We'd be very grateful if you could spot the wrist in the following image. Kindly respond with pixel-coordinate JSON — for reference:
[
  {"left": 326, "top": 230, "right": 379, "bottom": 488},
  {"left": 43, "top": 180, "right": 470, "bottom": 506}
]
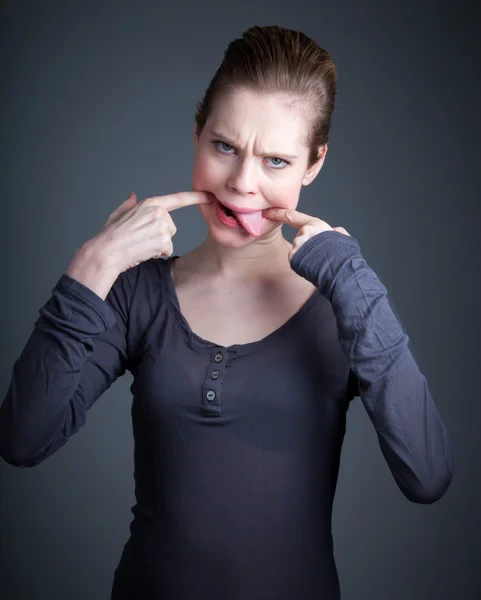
[{"left": 66, "top": 239, "right": 120, "bottom": 301}]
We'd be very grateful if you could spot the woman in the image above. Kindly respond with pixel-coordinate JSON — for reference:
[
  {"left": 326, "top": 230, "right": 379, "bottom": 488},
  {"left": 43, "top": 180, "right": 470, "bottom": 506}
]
[{"left": 0, "top": 25, "right": 453, "bottom": 599}]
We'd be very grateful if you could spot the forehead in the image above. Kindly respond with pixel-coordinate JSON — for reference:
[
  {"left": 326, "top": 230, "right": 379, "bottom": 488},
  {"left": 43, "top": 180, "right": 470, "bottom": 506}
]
[{"left": 208, "top": 88, "right": 310, "bottom": 148}]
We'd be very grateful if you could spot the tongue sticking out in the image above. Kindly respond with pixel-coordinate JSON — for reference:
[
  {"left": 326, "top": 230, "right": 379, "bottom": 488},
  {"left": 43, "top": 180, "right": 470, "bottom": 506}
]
[{"left": 235, "top": 211, "right": 263, "bottom": 237}]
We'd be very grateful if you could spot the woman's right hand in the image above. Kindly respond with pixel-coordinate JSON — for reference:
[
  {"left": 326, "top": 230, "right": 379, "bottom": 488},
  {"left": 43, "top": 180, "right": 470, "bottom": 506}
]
[{"left": 93, "top": 191, "right": 215, "bottom": 274}]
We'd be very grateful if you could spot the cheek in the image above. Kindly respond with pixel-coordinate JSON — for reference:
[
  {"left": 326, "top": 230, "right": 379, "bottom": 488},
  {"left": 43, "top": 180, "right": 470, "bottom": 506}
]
[
  {"left": 192, "top": 153, "right": 222, "bottom": 190},
  {"left": 196, "top": 203, "right": 211, "bottom": 222},
  {"left": 268, "top": 184, "right": 300, "bottom": 211}
]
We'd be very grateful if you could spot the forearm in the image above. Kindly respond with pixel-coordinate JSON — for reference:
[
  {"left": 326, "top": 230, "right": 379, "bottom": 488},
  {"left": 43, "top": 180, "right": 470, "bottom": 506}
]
[{"left": 291, "top": 231, "right": 454, "bottom": 503}]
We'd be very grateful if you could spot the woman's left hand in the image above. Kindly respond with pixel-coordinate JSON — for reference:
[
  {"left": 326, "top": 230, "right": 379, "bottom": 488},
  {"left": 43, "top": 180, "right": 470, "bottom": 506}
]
[{"left": 262, "top": 208, "right": 351, "bottom": 262}]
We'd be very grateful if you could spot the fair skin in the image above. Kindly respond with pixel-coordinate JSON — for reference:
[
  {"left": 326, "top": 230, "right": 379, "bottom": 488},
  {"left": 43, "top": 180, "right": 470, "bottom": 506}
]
[
  {"left": 170, "top": 86, "right": 350, "bottom": 346},
  {"left": 185, "top": 86, "right": 340, "bottom": 282}
]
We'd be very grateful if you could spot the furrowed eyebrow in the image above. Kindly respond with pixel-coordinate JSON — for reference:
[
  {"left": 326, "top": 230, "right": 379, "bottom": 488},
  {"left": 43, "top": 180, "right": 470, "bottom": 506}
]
[{"left": 208, "top": 129, "right": 298, "bottom": 160}]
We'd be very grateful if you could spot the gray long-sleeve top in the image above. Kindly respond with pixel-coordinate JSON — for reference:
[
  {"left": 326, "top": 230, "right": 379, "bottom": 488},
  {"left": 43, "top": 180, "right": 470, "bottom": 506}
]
[{"left": 0, "top": 230, "right": 454, "bottom": 599}]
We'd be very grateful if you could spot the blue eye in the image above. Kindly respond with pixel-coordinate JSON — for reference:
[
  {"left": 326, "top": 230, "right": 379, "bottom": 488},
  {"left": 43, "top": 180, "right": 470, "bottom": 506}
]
[
  {"left": 267, "top": 157, "right": 287, "bottom": 168},
  {"left": 215, "top": 141, "right": 235, "bottom": 153},
  {"left": 209, "top": 140, "right": 290, "bottom": 170}
]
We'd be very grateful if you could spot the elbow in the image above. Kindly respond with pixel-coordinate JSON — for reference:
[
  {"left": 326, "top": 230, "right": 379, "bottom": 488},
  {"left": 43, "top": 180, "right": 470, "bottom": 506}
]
[
  {"left": 0, "top": 427, "right": 41, "bottom": 467},
  {"left": 1, "top": 455, "right": 40, "bottom": 468},
  {"left": 403, "top": 462, "right": 454, "bottom": 504},
  {"left": 0, "top": 442, "right": 48, "bottom": 468},
  {"left": 0, "top": 427, "right": 64, "bottom": 468},
  {"left": 0, "top": 407, "right": 70, "bottom": 468},
  {"left": 406, "top": 478, "right": 453, "bottom": 504}
]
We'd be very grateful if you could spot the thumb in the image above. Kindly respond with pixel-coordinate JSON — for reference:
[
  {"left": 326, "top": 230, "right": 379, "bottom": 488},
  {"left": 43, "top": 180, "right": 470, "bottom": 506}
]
[
  {"left": 103, "top": 192, "right": 137, "bottom": 229},
  {"left": 123, "top": 191, "right": 137, "bottom": 205},
  {"left": 116, "top": 192, "right": 137, "bottom": 212}
]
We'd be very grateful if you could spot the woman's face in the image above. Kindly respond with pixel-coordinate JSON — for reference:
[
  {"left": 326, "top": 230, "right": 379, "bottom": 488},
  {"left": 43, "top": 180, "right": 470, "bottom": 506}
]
[{"left": 192, "top": 87, "right": 326, "bottom": 247}]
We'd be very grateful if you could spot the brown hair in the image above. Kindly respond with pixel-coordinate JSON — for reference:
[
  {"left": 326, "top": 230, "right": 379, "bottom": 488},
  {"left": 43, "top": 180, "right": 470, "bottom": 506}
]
[{"left": 195, "top": 25, "right": 337, "bottom": 169}]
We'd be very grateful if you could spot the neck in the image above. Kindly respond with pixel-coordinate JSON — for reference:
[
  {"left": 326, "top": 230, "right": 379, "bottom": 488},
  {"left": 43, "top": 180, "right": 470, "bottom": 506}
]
[{"left": 191, "top": 228, "right": 293, "bottom": 281}]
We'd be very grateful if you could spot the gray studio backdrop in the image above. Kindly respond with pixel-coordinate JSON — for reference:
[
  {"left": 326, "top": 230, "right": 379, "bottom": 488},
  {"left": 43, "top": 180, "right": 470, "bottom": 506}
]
[{"left": 1, "top": 1, "right": 480, "bottom": 599}]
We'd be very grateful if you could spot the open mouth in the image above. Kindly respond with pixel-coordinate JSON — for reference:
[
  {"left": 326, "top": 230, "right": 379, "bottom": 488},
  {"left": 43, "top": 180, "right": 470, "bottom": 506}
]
[
  {"left": 216, "top": 198, "right": 242, "bottom": 225},
  {"left": 224, "top": 205, "right": 237, "bottom": 218},
  {"left": 219, "top": 200, "right": 239, "bottom": 220},
  {"left": 214, "top": 197, "right": 263, "bottom": 237}
]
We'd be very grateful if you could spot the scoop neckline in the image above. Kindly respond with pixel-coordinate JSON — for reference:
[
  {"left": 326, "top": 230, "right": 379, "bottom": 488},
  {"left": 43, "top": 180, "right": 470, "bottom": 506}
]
[{"left": 161, "top": 254, "right": 319, "bottom": 355}]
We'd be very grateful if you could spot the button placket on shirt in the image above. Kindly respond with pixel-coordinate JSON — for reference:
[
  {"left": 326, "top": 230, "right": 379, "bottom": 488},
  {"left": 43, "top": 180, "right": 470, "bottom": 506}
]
[{"left": 202, "top": 349, "right": 226, "bottom": 415}]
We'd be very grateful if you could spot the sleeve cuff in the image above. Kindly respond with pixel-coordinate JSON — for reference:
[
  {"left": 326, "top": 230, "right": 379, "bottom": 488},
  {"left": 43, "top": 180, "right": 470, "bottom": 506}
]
[
  {"left": 290, "top": 230, "right": 362, "bottom": 294},
  {"left": 54, "top": 273, "right": 118, "bottom": 330}
]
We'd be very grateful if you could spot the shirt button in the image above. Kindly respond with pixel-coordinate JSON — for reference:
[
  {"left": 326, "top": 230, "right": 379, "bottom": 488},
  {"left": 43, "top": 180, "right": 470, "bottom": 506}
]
[
  {"left": 211, "top": 370, "right": 220, "bottom": 380},
  {"left": 206, "top": 390, "right": 216, "bottom": 402},
  {"left": 214, "top": 352, "right": 224, "bottom": 363}
]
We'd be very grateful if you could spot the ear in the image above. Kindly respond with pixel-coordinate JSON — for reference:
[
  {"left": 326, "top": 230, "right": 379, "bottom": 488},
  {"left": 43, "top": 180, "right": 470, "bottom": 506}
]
[{"left": 302, "top": 145, "right": 328, "bottom": 187}]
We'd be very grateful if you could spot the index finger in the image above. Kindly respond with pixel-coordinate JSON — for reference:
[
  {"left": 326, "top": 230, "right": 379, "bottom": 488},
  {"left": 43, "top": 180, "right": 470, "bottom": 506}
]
[
  {"left": 143, "top": 191, "right": 215, "bottom": 212},
  {"left": 262, "top": 207, "right": 317, "bottom": 229}
]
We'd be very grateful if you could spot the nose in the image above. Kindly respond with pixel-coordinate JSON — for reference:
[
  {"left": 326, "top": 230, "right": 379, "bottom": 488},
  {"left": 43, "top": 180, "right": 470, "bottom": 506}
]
[{"left": 227, "top": 160, "right": 258, "bottom": 196}]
